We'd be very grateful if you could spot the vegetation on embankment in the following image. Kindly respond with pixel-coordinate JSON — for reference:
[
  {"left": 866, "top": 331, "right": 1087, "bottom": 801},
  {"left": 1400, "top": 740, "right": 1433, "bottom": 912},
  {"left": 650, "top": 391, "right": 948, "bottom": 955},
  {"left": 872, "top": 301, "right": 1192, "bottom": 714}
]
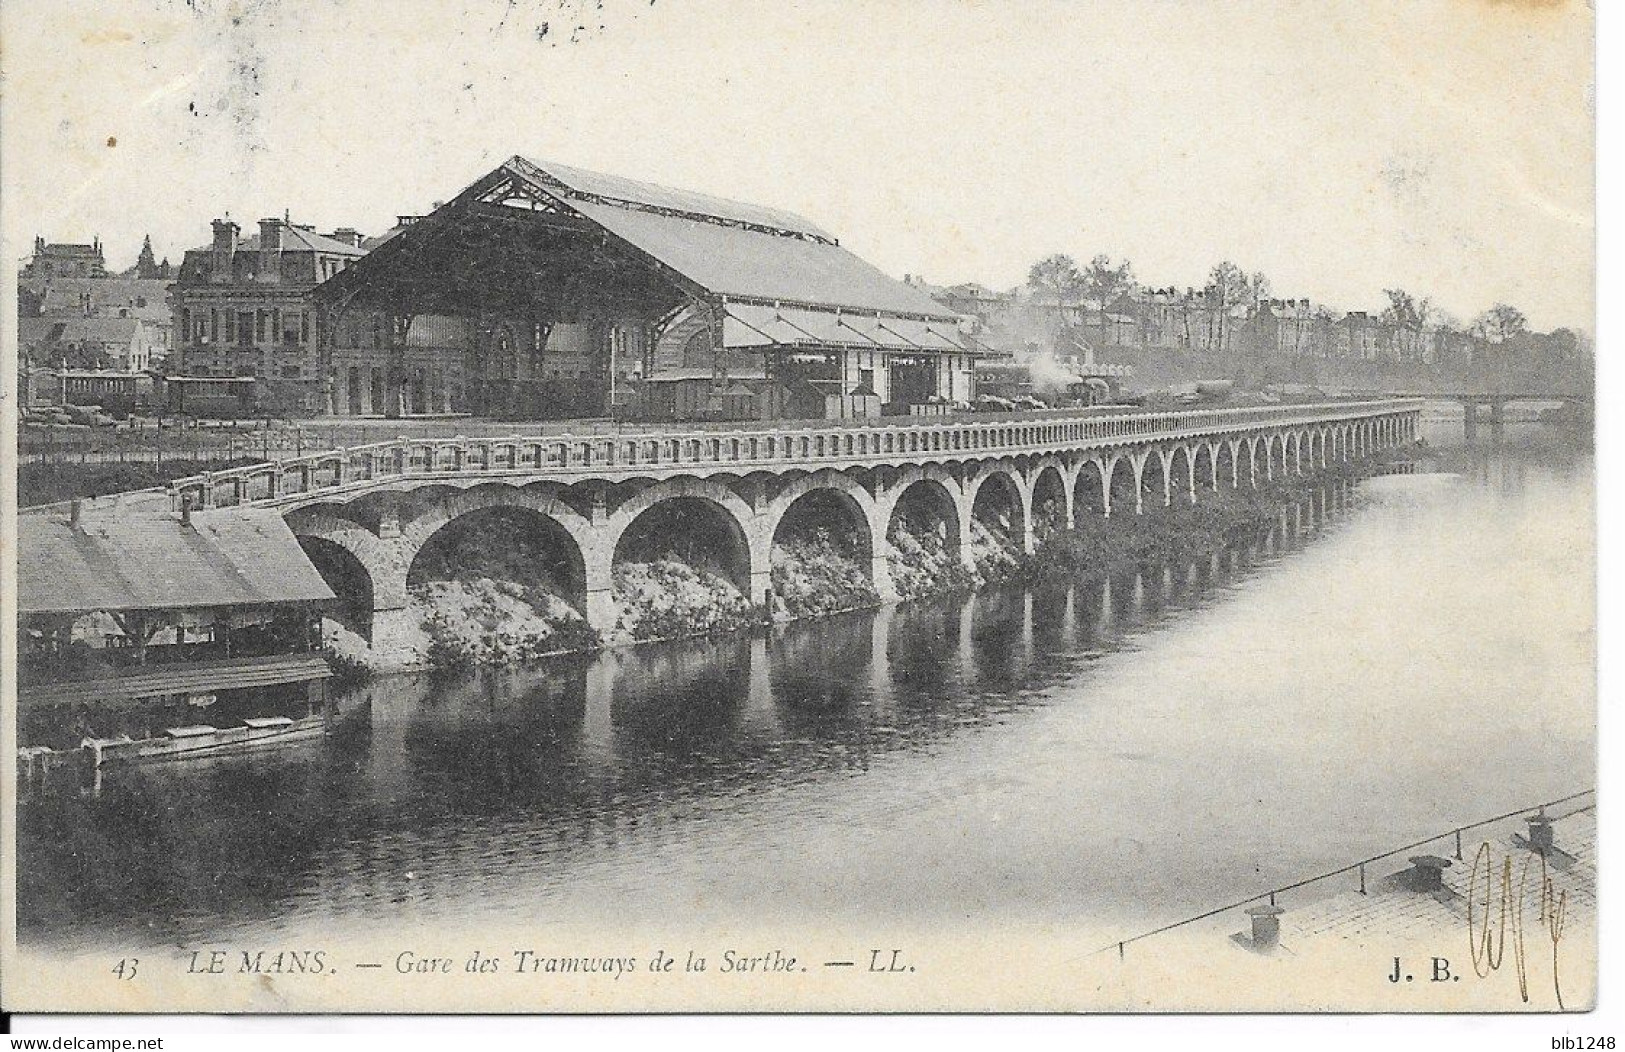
[
  {"left": 1032, "top": 482, "right": 1303, "bottom": 584},
  {"left": 322, "top": 577, "right": 601, "bottom": 673},
  {"left": 886, "top": 516, "right": 1028, "bottom": 600},
  {"left": 1028, "top": 453, "right": 1403, "bottom": 585},
  {"left": 771, "top": 531, "right": 879, "bottom": 618},
  {"left": 418, "top": 579, "right": 601, "bottom": 669},
  {"left": 392, "top": 507, "right": 604, "bottom": 668},
  {"left": 612, "top": 559, "right": 757, "bottom": 642},
  {"left": 19, "top": 459, "right": 259, "bottom": 507}
]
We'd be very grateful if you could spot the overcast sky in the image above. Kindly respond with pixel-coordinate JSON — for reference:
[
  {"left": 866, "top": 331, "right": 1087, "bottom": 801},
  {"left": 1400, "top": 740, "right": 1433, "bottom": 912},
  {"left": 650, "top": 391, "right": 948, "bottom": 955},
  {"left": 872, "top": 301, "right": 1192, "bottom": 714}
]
[{"left": 1, "top": 0, "right": 1594, "bottom": 332}]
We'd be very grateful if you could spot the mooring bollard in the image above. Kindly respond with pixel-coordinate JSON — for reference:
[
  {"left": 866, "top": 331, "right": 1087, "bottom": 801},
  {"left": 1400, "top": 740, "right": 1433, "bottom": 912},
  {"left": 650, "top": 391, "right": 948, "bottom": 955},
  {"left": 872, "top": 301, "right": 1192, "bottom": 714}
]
[
  {"left": 1407, "top": 854, "right": 1452, "bottom": 892},
  {"left": 1525, "top": 811, "right": 1555, "bottom": 853},
  {"left": 1246, "top": 904, "right": 1285, "bottom": 951}
]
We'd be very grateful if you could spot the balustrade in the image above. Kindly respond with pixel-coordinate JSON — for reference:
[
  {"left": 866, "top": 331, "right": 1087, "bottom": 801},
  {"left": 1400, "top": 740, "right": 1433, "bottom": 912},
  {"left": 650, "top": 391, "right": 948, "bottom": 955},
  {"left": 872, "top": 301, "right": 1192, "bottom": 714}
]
[{"left": 166, "top": 400, "right": 1421, "bottom": 511}]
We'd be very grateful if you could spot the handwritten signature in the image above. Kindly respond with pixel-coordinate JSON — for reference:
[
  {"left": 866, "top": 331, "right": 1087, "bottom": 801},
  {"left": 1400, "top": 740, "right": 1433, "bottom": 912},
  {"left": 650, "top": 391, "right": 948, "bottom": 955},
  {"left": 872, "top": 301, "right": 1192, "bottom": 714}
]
[{"left": 1466, "top": 840, "right": 1568, "bottom": 1009}]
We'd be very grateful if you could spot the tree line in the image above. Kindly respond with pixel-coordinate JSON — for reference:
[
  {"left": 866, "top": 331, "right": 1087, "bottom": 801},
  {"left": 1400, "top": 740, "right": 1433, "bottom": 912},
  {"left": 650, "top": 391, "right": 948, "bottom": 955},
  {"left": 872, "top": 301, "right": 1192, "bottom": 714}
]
[{"left": 1022, "top": 252, "right": 1590, "bottom": 366}]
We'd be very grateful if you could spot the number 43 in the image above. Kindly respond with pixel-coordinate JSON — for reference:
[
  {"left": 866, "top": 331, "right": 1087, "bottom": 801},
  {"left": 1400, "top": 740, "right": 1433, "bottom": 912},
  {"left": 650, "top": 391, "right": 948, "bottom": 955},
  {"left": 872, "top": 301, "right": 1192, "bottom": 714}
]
[{"left": 112, "top": 958, "right": 139, "bottom": 980}]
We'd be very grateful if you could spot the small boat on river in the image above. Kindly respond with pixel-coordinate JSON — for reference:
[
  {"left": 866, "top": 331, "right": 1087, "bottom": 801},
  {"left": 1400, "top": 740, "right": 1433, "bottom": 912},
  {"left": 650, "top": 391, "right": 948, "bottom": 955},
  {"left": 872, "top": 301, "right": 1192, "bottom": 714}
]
[
  {"left": 18, "top": 653, "right": 340, "bottom": 776},
  {"left": 80, "top": 712, "right": 331, "bottom": 768}
]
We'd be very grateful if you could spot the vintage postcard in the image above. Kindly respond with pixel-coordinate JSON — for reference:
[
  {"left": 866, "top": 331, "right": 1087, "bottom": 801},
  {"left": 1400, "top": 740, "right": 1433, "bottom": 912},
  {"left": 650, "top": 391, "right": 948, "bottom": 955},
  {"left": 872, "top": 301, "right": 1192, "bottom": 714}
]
[{"left": 0, "top": 0, "right": 1596, "bottom": 1018}]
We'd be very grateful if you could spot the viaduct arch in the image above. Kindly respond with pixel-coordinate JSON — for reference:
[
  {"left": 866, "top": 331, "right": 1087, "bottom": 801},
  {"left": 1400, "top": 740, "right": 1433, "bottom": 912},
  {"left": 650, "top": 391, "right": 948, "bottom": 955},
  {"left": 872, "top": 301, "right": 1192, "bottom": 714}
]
[{"left": 238, "top": 401, "right": 1419, "bottom": 665}]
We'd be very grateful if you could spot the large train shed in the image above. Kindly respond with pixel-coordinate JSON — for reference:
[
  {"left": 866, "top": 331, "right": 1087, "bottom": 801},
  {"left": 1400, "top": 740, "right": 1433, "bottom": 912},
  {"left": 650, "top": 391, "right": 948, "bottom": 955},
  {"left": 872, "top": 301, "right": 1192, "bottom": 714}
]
[{"left": 314, "top": 155, "right": 1001, "bottom": 422}]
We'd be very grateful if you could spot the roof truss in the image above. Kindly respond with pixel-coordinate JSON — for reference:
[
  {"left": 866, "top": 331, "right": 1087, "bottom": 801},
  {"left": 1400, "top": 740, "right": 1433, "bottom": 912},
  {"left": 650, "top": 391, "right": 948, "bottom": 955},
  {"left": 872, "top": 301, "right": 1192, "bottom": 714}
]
[{"left": 314, "top": 162, "right": 705, "bottom": 320}]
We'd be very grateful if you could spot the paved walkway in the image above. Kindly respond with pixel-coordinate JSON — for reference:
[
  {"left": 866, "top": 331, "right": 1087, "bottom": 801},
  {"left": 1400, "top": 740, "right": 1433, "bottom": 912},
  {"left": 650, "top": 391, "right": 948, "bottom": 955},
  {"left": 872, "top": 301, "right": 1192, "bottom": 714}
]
[
  {"left": 1090, "top": 801, "right": 1596, "bottom": 1011},
  {"left": 1281, "top": 807, "right": 1595, "bottom": 952}
]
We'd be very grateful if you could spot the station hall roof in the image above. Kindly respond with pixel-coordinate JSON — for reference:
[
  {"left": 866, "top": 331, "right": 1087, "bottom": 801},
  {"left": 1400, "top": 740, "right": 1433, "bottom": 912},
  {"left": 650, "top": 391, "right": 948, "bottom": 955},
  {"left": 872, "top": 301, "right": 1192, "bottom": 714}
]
[
  {"left": 723, "top": 303, "right": 966, "bottom": 353},
  {"left": 536, "top": 158, "right": 836, "bottom": 241},
  {"left": 318, "top": 155, "right": 963, "bottom": 325},
  {"left": 19, "top": 507, "right": 334, "bottom": 616}
]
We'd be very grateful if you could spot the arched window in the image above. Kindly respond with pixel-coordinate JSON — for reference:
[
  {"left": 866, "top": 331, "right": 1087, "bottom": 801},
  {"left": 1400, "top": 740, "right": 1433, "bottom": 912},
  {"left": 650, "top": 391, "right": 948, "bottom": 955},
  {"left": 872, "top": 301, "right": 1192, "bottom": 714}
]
[
  {"left": 683, "top": 328, "right": 711, "bottom": 369},
  {"left": 493, "top": 326, "right": 517, "bottom": 380},
  {"left": 530, "top": 321, "right": 551, "bottom": 370}
]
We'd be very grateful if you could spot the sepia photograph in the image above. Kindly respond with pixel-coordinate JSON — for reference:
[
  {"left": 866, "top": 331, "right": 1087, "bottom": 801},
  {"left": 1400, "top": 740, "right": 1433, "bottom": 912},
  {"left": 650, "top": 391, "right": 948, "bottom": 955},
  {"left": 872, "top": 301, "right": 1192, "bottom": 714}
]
[{"left": 0, "top": 0, "right": 1599, "bottom": 1023}]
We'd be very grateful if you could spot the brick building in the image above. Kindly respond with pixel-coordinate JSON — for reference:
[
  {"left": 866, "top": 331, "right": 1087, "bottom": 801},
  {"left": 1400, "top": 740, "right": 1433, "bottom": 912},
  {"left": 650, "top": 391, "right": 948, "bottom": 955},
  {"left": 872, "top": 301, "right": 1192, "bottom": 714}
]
[{"left": 171, "top": 217, "right": 367, "bottom": 413}]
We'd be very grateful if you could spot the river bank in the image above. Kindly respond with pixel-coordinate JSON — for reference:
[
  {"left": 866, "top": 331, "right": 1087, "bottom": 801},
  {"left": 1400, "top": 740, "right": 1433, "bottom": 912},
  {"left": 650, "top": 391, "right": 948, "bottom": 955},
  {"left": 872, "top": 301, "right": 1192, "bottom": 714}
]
[
  {"left": 1027, "top": 464, "right": 1367, "bottom": 585},
  {"left": 370, "top": 448, "right": 1416, "bottom": 672},
  {"left": 15, "top": 419, "right": 1590, "bottom": 1001}
]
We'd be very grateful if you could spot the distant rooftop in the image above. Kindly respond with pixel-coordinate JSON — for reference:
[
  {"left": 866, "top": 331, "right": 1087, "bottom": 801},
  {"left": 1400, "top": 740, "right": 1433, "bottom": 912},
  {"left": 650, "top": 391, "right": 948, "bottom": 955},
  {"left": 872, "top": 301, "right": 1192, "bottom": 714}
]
[{"left": 190, "top": 221, "right": 366, "bottom": 258}]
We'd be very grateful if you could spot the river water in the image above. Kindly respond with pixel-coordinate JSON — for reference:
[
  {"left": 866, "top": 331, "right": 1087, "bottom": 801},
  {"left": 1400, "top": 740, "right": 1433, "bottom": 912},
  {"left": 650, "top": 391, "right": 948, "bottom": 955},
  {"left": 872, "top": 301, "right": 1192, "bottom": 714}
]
[{"left": 16, "top": 419, "right": 1595, "bottom": 958}]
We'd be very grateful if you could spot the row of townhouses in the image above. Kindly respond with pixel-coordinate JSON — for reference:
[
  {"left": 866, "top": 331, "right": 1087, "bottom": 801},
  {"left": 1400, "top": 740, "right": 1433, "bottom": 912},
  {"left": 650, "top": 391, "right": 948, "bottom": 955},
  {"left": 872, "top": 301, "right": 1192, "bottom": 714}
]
[{"left": 908, "top": 278, "right": 1588, "bottom": 376}]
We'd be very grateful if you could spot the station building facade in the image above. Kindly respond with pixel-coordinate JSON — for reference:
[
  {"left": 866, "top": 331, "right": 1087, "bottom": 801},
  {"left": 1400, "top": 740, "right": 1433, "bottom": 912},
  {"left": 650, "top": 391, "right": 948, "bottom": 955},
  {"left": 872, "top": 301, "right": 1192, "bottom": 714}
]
[{"left": 170, "top": 217, "right": 368, "bottom": 414}]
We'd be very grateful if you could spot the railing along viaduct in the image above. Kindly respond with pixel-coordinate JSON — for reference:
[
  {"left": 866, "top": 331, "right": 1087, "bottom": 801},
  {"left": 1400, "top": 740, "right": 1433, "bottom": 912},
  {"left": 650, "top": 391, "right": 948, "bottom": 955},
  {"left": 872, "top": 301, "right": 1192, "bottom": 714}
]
[{"left": 168, "top": 400, "right": 1421, "bottom": 663}]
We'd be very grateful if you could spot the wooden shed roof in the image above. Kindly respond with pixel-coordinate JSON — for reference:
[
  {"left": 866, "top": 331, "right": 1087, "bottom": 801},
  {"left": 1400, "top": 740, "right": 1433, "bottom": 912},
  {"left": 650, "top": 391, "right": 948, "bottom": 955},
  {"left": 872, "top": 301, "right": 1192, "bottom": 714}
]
[{"left": 20, "top": 507, "right": 334, "bottom": 616}]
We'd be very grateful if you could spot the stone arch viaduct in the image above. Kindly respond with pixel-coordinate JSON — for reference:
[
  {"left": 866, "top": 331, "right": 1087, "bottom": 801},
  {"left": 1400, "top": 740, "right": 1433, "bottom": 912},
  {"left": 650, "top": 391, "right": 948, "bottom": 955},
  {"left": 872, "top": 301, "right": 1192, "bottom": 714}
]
[{"left": 169, "top": 400, "right": 1420, "bottom": 662}]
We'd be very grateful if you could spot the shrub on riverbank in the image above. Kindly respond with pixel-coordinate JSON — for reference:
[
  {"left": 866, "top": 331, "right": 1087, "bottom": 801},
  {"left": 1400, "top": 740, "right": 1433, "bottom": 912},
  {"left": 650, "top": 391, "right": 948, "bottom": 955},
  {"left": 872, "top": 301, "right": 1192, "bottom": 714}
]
[
  {"left": 1029, "top": 467, "right": 1358, "bottom": 583},
  {"left": 413, "top": 578, "right": 598, "bottom": 669},
  {"left": 771, "top": 532, "right": 879, "bottom": 618},
  {"left": 1032, "top": 495, "right": 1069, "bottom": 544},
  {"left": 971, "top": 518, "right": 1022, "bottom": 580},
  {"left": 611, "top": 559, "right": 757, "bottom": 642},
  {"left": 887, "top": 517, "right": 978, "bottom": 600},
  {"left": 325, "top": 649, "right": 374, "bottom": 688}
]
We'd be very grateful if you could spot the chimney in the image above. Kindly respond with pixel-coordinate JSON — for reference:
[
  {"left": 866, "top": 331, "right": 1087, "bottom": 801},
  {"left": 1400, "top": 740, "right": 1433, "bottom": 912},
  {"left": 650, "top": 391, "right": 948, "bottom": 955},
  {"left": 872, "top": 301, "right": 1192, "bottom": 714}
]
[
  {"left": 1403, "top": 854, "right": 1452, "bottom": 892},
  {"left": 332, "top": 227, "right": 362, "bottom": 248},
  {"left": 211, "top": 219, "right": 239, "bottom": 284},
  {"left": 1524, "top": 811, "right": 1555, "bottom": 853},
  {"left": 259, "top": 217, "right": 284, "bottom": 281},
  {"left": 1245, "top": 904, "right": 1284, "bottom": 952}
]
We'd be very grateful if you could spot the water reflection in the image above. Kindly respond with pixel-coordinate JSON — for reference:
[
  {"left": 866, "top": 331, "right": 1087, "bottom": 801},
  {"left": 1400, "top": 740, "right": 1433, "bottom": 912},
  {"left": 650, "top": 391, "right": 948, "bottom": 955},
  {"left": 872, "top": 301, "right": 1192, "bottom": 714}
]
[{"left": 15, "top": 421, "right": 1592, "bottom": 951}]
